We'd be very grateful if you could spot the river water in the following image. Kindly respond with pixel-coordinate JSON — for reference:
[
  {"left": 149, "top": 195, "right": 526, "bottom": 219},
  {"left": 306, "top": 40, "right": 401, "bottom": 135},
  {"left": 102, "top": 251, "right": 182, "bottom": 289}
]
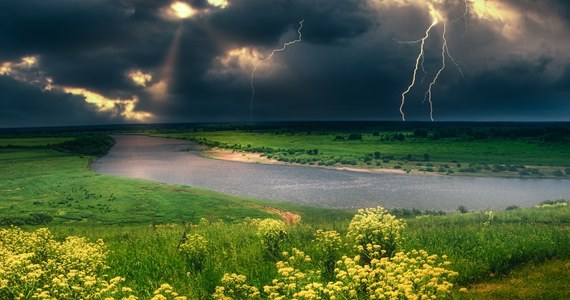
[{"left": 92, "top": 135, "right": 570, "bottom": 211}]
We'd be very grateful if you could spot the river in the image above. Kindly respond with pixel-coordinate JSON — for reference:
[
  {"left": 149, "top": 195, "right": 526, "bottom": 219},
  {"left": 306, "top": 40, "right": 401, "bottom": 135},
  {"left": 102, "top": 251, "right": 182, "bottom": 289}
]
[{"left": 92, "top": 135, "right": 570, "bottom": 211}]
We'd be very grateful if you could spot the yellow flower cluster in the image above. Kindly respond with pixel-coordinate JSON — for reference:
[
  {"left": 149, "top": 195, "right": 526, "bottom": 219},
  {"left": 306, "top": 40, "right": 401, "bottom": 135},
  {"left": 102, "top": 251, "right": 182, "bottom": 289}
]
[
  {"left": 331, "top": 250, "right": 457, "bottom": 299},
  {"left": 255, "top": 219, "right": 287, "bottom": 256},
  {"left": 0, "top": 227, "right": 135, "bottom": 300},
  {"left": 215, "top": 249, "right": 456, "bottom": 300},
  {"left": 536, "top": 201, "right": 568, "bottom": 208},
  {"left": 262, "top": 249, "right": 322, "bottom": 300},
  {"left": 483, "top": 210, "right": 495, "bottom": 226},
  {"left": 314, "top": 230, "right": 341, "bottom": 254},
  {"left": 150, "top": 283, "right": 187, "bottom": 300},
  {"left": 212, "top": 273, "right": 261, "bottom": 300},
  {"left": 213, "top": 206, "right": 457, "bottom": 300},
  {"left": 346, "top": 207, "right": 406, "bottom": 258},
  {"left": 179, "top": 234, "right": 209, "bottom": 270}
]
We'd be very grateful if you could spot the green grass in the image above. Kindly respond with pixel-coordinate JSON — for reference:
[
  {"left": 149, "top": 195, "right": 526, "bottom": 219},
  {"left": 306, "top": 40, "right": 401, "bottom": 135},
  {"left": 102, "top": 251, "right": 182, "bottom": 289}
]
[
  {"left": 2, "top": 135, "right": 569, "bottom": 299},
  {"left": 39, "top": 206, "right": 569, "bottom": 298},
  {"left": 0, "top": 137, "right": 72, "bottom": 147},
  {"left": 0, "top": 146, "right": 350, "bottom": 226},
  {"left": 460, "top": 260, "right": 570, "bottom": 299},
  {"left": 159, "top": 131, "right": 570, "bottom": 178}
]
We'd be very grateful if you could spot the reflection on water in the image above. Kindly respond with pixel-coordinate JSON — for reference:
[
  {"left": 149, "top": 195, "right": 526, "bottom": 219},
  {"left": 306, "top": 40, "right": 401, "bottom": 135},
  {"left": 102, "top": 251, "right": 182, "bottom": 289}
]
[{"left": 93, "top": 135, "right": 570, "bottom": 211}]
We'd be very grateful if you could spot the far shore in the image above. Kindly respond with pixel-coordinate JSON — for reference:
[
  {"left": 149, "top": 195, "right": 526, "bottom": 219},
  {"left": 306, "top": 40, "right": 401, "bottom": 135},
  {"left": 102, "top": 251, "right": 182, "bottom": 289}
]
[
  {"left": 204, "top": 148, "right": 419, "bottom": 175},
  {"left": 200, "top": 147, "right": 567, "bottom": 179}
]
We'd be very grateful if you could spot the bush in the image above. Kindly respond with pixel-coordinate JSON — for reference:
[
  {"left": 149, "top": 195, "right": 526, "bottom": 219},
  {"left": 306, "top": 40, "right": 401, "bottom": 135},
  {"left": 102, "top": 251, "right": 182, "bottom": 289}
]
[
  {"left": 255, "top": 219, "right": 287, "bottom": 257},
  {"left": 179, "top": 234, "right": 209, "bottom": 270},
  {"left": 347, "top": 133, "right": 362, "bottom": 140},
  {"left": 346, "top": 207, "right": 405, "bottom": 259},
  {"left": 0, "top": 213, "right": 53, "bottom": 226},
  {"left": 54, "top": 133, "right": 115, "bottom": 156},
  {"left": 314, "top": 230, "right": 342, "bottom": 279}
]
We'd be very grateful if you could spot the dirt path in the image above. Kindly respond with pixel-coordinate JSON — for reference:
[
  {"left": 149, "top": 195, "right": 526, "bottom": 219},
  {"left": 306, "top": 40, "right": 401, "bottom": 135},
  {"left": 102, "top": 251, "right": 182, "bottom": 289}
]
[{"left": 266, "top": 208, "right": 301, "bottom": 225}]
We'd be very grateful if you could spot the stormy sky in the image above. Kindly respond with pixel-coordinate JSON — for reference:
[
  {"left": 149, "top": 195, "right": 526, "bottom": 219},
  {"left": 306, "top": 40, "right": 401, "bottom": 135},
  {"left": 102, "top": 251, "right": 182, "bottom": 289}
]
[{"left": 1, "top": 0, "right": 569, "bottom": 127}]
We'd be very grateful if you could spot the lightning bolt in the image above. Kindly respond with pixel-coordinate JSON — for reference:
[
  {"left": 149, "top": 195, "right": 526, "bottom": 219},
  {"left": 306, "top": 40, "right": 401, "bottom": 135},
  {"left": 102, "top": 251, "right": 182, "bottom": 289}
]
[
  {"left": 424, "top": 23, "right": 447, "bottom": 122},
  {"left": 398, "top": 2, "right": 470, "bottom": 121},
  {"left": 250, "top": 20, "right": 304, "bottom": 121},
  {"left": 399, "top": 18, "right": 438, "bottom": 122}
]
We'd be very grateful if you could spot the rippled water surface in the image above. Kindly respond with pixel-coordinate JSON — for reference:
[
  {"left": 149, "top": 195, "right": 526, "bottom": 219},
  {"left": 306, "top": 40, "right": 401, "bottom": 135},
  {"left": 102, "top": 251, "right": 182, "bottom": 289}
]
[{"left": 93, "top": 135, "right": 570, "bottom": 211}]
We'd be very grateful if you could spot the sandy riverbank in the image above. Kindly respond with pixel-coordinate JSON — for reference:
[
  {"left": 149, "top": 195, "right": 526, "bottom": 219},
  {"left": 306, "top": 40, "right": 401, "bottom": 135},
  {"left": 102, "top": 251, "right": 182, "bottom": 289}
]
[{"left": 203, "top": 148, "right": 411, "bottom": 175}]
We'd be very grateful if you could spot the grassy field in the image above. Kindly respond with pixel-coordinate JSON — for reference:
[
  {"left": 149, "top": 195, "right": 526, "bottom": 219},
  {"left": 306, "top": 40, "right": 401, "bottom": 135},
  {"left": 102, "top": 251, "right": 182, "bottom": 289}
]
[
  {"left": 7, "top": 205, "right": 569, "bottom": 299},
  {"left": 159, "top": 128, "right": 570, "bottom": 178},
  {"left": 1, "top": 132, "right": 569, "bottom": 299},
  {"left": 0, "top": 139, "right": 350, "bottom": 226}
]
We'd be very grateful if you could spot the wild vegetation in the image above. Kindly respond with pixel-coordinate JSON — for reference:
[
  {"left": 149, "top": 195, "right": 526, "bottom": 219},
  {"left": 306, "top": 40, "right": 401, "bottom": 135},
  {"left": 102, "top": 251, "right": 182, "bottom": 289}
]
[
  {"left": 1, "top": 125, "right": 569, "bottom": 299},
  {"left": 157, "top": 123, "right": 570, "bottom": 178}
]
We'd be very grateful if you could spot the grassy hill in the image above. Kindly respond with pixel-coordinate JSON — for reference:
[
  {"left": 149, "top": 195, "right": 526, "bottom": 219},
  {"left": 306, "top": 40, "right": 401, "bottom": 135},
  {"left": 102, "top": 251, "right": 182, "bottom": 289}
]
[{"left": 0, "top": 132, "right": 569, "bottom": 299}]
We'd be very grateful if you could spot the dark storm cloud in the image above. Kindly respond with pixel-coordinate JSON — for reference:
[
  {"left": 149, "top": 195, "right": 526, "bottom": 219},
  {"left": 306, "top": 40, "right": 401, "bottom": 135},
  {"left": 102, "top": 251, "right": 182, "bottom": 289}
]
[
  {"left": 207, "top": 0, "right": 373, "bottom": 46},
  {"left": 0, "top": 0, "right": 569, "bottom": 127},
  {"left": 0, "top": 76, "right": 117, "bottom": 128}
]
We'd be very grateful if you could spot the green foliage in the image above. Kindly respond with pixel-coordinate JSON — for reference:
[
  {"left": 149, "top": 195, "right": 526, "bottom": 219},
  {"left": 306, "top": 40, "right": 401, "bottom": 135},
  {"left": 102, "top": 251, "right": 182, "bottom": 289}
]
[
  {"left": 53, "top": 133, "right": 115, "bottom": 156},
  {"left": 255, "top": 219, "right": 287, "bottom": 257},
  {"left": 179, "top": 233, "right": 209, "bottom": 270},
  {"left": 161, "top": 125, "right": 570, "bottom": 178},
  {"left": 313, "top": 230, "right": 342, "bottom": 279},
  {"left": 346, "top": 207, "right": 405, "bottom": 259},
  {"left": 0, "top": 213, "right": 53, "bottom": 226},
  {"left": 347, "top": 133, "right": 362, "bottom": 140}
]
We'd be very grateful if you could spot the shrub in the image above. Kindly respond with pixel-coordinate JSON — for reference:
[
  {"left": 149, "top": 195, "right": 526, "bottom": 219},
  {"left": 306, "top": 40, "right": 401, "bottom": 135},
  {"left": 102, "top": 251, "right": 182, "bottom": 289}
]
[
  {"left": 314, "top": 230, "right": 342, "bottom": 279},
  {"left": 179, "top": 234, "right": 209, "bottom": 270},
  {"left": 346, "top": 207, "right": 405, "bottom": 259},
  {"left": 347, "top": 133, "right": 363, "bottom": 140},
  {"left": 255, "top": 219, "right": 287, "bottom": 257}
]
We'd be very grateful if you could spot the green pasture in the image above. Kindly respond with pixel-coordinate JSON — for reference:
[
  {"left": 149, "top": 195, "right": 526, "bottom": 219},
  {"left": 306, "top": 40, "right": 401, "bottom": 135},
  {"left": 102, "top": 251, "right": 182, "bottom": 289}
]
[{"left": 161, "top": 130, "right": 570, "bottom": 178}]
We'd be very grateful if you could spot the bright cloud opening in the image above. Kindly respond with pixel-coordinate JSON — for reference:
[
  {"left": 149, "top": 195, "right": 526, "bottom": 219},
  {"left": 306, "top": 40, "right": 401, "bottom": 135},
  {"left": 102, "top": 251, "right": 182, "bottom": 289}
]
[
  {"left": 211, "top": 47, "right": 264, "bottom": 75},
  {"left": 128, "top": 70, "right": 153, "bottom": 87},
  {"left": 208, "top": 0, "right": 229, "bottom": 9},
  {"left": 63, "top": 87, "right": 154, "bottom": 122},
  {"left": 169, "top": 1, "right": 196, "bottom": 19}
]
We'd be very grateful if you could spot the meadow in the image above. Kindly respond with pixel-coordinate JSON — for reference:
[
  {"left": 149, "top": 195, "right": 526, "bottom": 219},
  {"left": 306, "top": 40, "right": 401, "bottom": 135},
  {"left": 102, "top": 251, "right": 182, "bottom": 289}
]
[
  {"left": 158, "top": 124, "right": 570, "bottom": 178},
  {"left": 1, "top": 127, "right": 569, "bottom": 299}
]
